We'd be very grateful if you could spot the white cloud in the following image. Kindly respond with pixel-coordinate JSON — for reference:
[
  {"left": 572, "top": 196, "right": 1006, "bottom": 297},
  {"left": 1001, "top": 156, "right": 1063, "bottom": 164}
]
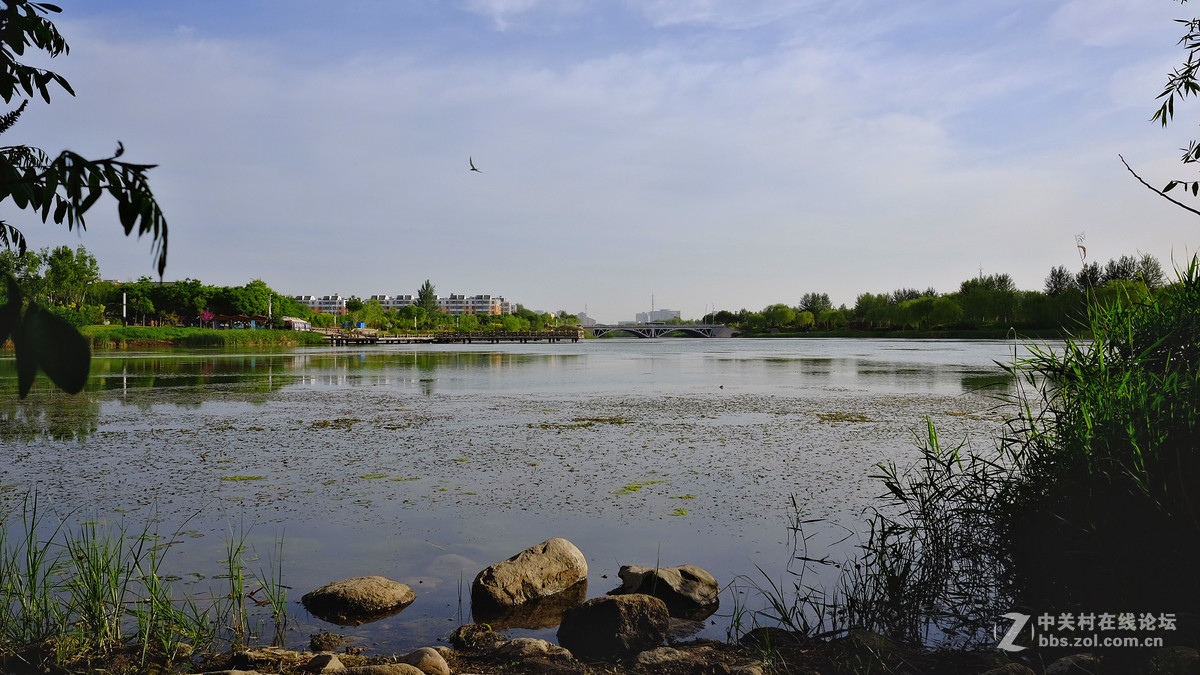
[
  {"left": 1049, "top": 0, "right": 1182, "bottom": 48},
  {"left": 630, "top": 0, "right": 819, "bottom": 29},
  {"left": 458, "top": 0, "right": 585, "bottom": 31}
]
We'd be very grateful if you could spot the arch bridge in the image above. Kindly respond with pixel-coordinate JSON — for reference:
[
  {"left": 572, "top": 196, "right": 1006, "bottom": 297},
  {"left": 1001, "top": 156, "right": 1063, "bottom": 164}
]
[{"left": 583, "top": 324, "right": 732, "bottom": 339}]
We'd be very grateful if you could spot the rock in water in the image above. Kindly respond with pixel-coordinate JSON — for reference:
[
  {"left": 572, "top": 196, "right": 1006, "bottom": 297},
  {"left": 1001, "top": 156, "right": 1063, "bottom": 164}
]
[
  {"left": 609, "top": 564, "right": 719, "bottom": 620},
  {"left": 471, "top": 537, "right": 588, "bottom": 610},
  {"left": 557, "top": 594, "right": 670, "bottom": 660},
  {"left": 301, "top": 576, "right": 415, "bottom": 626}
]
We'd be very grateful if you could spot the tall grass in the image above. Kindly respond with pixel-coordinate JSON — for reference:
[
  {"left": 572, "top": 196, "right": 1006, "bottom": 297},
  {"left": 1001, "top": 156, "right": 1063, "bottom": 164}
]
[{"left": 0, "top": 496, "right": 291, "bottom": 672}]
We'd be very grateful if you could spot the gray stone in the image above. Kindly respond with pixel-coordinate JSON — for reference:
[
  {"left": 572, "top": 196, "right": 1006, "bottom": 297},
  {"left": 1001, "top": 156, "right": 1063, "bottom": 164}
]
[
  {"left": 398, "top": 647, "right": 450, "bottom": 675},
  {"left": 496, "top": 637, "right": 574, "bottom": 660},
  {"left": 472, "top": 537, "right": 588, "bottom": 610},
  {"left": 303, "top": 653, "right": 346, "bottom": 673},
  {"left": 634, "top": 646, "right": 688, "bottom": 667},
  {"left": 343, "top": 665, "right": 424, "bottom": 675},
  {"left": 557, "top": 594, "right": 670, "bottom": 660},
  {"left": 302, "top": 576, "right": 415, "bottom": 626},
  {"left": 610, "top": 564, "right": 720, "bottom": 620}
]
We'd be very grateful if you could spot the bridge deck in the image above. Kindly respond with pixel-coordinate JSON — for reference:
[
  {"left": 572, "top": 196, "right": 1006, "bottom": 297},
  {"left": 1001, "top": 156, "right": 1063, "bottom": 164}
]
[{"left": 583, "top": 324, "right": 731, "bottom": 338}]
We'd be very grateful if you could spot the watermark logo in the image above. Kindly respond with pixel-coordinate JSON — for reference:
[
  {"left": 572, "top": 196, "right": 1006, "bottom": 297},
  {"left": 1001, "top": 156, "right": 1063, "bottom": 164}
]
[
  {"left": 995, "top": 612, "right": 1031, "bottom": 652},
  {"left": 994, "top": 611, "right": 1176, "bottom": 651}
]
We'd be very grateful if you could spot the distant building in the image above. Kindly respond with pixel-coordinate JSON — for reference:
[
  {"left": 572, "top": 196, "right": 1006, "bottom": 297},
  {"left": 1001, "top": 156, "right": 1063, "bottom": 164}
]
[
  {"left": 294, "top": 294, "right": 347, "bottom": 315},
  {"left": 297, "top": 292, "right": 512, "bottom": 315},
  {"left": 439, "top": 293, "right": 511, "bottom": 316},
  {"left": 369, "top": 294, "right": 416, "bottom": 311},
  {"left": 577, "top": 312, "right": 597, "bottom": 327},
  {"left": 636, "top": 309, "right": 681, "bottom": 323}
]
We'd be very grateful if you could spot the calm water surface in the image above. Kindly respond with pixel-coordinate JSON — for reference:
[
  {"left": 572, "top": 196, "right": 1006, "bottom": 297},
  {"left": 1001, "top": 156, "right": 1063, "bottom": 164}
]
[{"left": 0, "top": 338, "right": 1031, "bottom": 652}]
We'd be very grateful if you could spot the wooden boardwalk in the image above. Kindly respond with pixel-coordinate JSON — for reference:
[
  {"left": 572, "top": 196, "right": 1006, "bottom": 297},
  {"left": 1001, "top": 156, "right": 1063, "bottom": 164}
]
[{"left": 318, "top": 328, "right": 584, "bottom": 346}]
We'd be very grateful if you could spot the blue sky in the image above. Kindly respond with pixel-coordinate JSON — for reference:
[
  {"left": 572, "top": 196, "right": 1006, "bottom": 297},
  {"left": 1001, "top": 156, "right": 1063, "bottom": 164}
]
[{"left": 11, "top": 0, "right": 1200, "bottom": 322}]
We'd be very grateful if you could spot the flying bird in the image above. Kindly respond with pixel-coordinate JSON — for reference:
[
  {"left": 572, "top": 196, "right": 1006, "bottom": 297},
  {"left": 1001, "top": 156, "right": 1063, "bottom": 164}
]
[{"left": 469, "top": 157, "right": 481, "bottom": 173}]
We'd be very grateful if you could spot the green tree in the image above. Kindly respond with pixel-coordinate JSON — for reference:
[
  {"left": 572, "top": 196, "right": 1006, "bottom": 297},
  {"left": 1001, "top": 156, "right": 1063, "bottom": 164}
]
[
  {"left": 959, "top": 274, "right": 1017, "bottom": 325},
  {"left": 1044, "top": 265, "right": 1074, "bottom": 296},
  {"left": 929, "top": 296, "right": 963, "bottom": 327},
  {"left": 42, "top": 244, "right": 98, "bottom": 307},
  {"left": 417, "top": 280, "right": 439, "bottom": 316},
  {"left": 0, "top": 246, "right": 42, "bottom": 302},
  {"left": 853, "top": 292, "right": 893, "bottom": 328},
  {"left": 1136, "top": 252, "right": 1167, "bottom": 288},
  {"left": 795, "top": 310, "right": 815, "bottom": 330},
  {"left": 397, "top": 304, "right": 426, "bottom": 329},
  {"left": 360, "top": 298, "right": 384, "bottom": 328},
  {"left": 799, "top": 292, "right": 832, "bottom": 317},
  {"left": 763, "top": 303, "right": 795, "bottom": 329},
  {"left": 345, "top": 295, "right": 365, "bottom": 313},
  {"left": 1075, "top": 261, "right": 1102, "bottom": 291},
  {"left": 0, "top": 2, "right": 169, "bottom": 396}
]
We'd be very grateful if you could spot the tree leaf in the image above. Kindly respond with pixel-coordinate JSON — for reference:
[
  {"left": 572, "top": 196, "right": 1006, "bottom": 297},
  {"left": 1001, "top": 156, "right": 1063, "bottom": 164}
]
[{"left": 21, "top": 302, "right": 90, "bottom": 394}]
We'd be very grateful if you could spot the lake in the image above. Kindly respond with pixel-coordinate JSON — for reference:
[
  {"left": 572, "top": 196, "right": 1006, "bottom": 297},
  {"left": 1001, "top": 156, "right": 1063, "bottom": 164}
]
[{"left": 0, "top": 337, "right": 1029, "bottom": 653}]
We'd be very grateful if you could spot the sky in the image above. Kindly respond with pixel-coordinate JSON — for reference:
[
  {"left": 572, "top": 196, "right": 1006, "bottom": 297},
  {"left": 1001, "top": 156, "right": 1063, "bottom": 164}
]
[{"left": 9, "top": 0, "right": 1200, "bottom": 323}]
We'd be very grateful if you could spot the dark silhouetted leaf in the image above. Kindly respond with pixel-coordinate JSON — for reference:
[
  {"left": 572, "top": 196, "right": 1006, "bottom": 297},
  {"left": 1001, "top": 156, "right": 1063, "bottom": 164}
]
[{"left": 21, "top": 302, "right": 89, "bottom": 394}]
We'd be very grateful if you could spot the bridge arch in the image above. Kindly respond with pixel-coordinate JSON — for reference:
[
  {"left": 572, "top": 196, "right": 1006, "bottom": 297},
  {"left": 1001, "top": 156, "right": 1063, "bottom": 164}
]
[{"left": 583, "top": 324, "right": 732, "bottom": 339}]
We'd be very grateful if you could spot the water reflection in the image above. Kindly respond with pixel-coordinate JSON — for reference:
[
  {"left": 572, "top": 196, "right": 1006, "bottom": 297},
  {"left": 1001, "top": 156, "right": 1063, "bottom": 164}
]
[{"left": 0, "top": 389, "right": 99, "bottom": 441}]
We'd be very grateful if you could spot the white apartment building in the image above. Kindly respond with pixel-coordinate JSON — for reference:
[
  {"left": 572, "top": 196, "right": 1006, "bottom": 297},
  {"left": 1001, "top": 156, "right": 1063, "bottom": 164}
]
[
  {"left": 297, "top": 292, "right": 512, "bottom": 315},
  {"left": 294, "top": 294, "right": 347, "bottom": 315},
  {"left": 369, "top": 294, "right": 417, "bottom": 311},
  {"left": 439, "top": 293, "right": 511, "bottom": 316}
]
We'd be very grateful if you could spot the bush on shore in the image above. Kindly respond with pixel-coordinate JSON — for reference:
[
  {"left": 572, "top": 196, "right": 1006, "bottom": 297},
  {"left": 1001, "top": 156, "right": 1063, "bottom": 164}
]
[{"left": 81, "top": 326, "right": 325, "bottom": 348}]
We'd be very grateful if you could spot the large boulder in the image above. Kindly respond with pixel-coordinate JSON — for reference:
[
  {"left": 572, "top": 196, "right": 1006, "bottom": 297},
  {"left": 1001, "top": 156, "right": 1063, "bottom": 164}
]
[
  {"left": 301, "top": 576, "right": 415, "bottom": 626},
  {"left": 471, "top": 538, "right": 588, "bottom": 611},
  {"left": 472, "top": 577, "right": 586, "bottom": 629},
  {"left": 609, "top": 564, "right": 719, "bottom": 620},
  {"left": 557, "top": 594, "right": 670, "bottom": 661}
]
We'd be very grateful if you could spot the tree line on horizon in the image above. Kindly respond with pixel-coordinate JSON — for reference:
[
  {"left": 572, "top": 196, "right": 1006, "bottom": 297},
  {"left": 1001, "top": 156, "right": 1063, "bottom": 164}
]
[
  {"left": 0, "top": 248, "right": 577, "bottom": 333},
  {"left": 705, "top": 252, "right": 1168, "bottom": 333}
]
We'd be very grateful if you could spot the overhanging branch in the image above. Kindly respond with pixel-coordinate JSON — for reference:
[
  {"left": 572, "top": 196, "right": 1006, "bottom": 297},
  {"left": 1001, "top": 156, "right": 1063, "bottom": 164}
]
[{"left": 1120, "top": 153, "right": 1200, "bottom": 217}]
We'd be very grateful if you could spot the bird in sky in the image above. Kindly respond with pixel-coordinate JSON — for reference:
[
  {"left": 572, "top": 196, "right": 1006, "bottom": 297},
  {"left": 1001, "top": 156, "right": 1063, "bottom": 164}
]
[{"left": 469, "top": 157, "right": 481, "bottom": 173}]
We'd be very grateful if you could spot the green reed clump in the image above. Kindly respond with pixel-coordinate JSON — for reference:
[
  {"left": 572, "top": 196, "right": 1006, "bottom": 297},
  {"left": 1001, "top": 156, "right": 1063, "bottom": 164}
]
[
  {"left": 0, "top": 497, "right": 292, "bottom": 672},
  {"left": 999, "top": 259, "right": 1200, "bottom": 620}
]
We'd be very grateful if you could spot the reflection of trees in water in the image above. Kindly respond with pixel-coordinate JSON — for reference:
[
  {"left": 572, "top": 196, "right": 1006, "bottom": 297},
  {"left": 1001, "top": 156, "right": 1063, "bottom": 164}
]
[
  {"left": 88, "top": 357, "right": 296, "bottom": 399},
  {"left": 0, "top": 389, "right": 100, "bottom": 442}
]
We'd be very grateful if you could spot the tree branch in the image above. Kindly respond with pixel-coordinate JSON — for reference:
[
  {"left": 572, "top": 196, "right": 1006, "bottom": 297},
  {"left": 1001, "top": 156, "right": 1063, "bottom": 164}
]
[{"left": 1120, "top": 153, "right": 1200, "bottom": 217}]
